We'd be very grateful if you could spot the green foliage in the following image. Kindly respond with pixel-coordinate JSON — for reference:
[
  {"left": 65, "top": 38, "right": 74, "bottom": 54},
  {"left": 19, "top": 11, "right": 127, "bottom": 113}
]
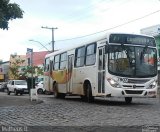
[
  {"left": 36, "top": 66, "right": 44, "bottom": 76},
  {"left": 9, "top": 57, "right": 25, "bottom": 79},
  {"left": 20, "top": 66, "right": 44, "bottom": 77},
  {"left": 9, "top": 54, "right": 44, "bottom": 79},
  {"left": 0, "top": 0, "right": 24, "bottom": 30}
]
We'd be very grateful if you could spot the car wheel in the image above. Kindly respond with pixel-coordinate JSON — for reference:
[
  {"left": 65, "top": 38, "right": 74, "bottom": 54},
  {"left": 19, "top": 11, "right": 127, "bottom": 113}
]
[
  {"left": 14, "top": 89, "right": 18, "bottom": 96},
  {"left": 7, "top": 89, "right": 10, "bottom": 95},
  {"left": 37, "top": 88, "right": 43, "bottom": 94}
]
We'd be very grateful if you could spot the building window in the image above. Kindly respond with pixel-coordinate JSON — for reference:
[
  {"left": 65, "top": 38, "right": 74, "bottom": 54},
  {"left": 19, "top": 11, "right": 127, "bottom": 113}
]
[{"left": 28, "top": 58, "right": 31, "bottom": 66}]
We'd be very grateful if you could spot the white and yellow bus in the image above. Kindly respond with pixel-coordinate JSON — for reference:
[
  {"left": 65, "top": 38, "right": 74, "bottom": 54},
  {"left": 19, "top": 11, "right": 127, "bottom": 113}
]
[{"left": 44, "top": 33, "right": 158, "bottom": 103}]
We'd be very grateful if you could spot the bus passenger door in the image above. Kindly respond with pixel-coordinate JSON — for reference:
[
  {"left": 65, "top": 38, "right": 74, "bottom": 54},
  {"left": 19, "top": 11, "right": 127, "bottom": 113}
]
[
  {"left": 67, "top": 55, "right": 74, "bottom": 93},
  {"left": 98, "top": 47, "right": 105, "bottom": 93},
  {"left": 44, "top": 58, "right": 52, "bottom": 93}
]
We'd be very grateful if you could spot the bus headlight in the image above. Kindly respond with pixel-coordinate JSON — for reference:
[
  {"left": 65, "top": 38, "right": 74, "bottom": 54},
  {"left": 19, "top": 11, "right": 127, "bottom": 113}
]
[
  {"left": 107, "top": 78, "right": 121, "bottom": 88},
  {"left": 147, "top": 81, "right": 156, "bottom": 89}
]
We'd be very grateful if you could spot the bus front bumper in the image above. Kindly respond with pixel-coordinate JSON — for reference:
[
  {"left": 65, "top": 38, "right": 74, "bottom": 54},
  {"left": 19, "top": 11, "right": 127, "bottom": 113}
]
[{"left": 109, "top": 87, "right": 158, "bottom": 98}]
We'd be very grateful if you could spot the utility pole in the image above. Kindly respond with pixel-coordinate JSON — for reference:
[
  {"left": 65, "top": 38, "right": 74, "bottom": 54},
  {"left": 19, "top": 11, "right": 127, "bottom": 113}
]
[
  {"left": 26, "top": 48, "right": 34, "bottom": 90},
  {"left": 41, "top": 26, "right": 58, "bottom": 52}
]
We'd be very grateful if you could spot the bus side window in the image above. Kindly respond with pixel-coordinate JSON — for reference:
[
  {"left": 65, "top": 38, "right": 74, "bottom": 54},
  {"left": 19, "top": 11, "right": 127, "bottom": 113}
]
[
  {"left": 75, "top": 46, "right": 85, "bottom": 67},
  {"left": 60, "top": 52, "right": 67, "bottom": 70},
  {"left": 99, "top": 49, "right": 103, "bottom": 70},
  {"left": 86, "top": 43, "right": 96, "bottom": 66},
  {"left": 47, "top": 64, "right": 49, "bottom": 71},
  {"left": 50, "top": 60, "right": 53, "bottom": 72},
  {"left": 54, "top": 54, "right": 60, "bottom": 70},
  {"left": 44, "top": 58, "right": 50, "bottom": 72}
]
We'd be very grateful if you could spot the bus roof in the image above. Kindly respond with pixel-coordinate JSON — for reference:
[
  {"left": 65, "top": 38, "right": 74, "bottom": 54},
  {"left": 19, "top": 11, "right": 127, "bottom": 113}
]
[
  {"left": 45, "top": 32, "right": 155, "bottom": 58},
  {"left": 45, "top": 32, "right": 109, "bottom": 58}
]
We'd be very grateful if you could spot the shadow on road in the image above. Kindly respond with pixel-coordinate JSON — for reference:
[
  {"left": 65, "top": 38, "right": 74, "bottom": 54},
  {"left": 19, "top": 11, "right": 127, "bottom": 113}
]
[{"left": 54, "top": 96, "right": 156, "bottom": 106}]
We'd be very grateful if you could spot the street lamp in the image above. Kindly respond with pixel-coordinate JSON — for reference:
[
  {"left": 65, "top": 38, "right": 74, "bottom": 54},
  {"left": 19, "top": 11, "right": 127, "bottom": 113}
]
[{"left": 29, "top": 39, "right": 50, "bottom": 52}]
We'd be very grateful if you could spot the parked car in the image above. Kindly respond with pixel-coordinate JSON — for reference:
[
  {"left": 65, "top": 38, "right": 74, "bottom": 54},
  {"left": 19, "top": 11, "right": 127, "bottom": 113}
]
[
  {"left": 35, "top": 77, "right": 44, "bottom": 86},
  {"left": 0, "top": 82, "right": 2, "bottom": 91},
  {"left": 35, "top": 81, "right": 45, "bottom": 94},
  {"left": 7, "top": 80, "right": 28, "bottom": 95},
  {"left": 0, "top": 82, "right": 8, "bottom": 92}
]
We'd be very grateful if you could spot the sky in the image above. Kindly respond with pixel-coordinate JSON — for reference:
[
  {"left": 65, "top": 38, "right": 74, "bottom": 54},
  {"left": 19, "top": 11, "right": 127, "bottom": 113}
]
[{"left": 0, "top": 0, "right": 160, "bottom": 61}]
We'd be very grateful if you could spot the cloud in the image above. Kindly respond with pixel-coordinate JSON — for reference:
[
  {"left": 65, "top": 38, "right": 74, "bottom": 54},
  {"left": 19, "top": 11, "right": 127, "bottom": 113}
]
[{"left": 1, "top": 0, "right": 160, "bottom": 61}]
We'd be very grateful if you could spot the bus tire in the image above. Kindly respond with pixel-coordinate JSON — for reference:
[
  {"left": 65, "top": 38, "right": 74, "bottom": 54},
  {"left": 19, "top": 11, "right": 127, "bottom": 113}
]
[
  {"left": 59, "top": 93, "right": 65, "bottom": 99},
  {"left": 125, "top": 97, "right": 132, "bottom": 104},
  {"left": 53, "top": 83, "right": 59, "bottom": 98},
  {"left": 81, "top": 95, "right": 85, "bottom": 101},
  {"left": 86, "top": 83, "right": 94, "bottom": 103},
  {"left": 53, "top": 83, "right": 62, "bottom": 98}
]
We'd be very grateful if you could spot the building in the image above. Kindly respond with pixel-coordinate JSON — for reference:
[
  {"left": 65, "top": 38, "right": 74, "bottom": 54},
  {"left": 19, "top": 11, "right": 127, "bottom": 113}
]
[
  {"left": 26, "top": 51, "right": 50, "bottom": 79},
  {"left": 0, "top": 51, "right": 49, "bottom": 81},
  {"left": 0, "top": 61, "right": 9, "bottom": 82},
  {"left": 9, "top": 54, "right": 27, "bottom": 80},
  {"left": 26, "top": 51, "right": 49, "bottom": 67}
]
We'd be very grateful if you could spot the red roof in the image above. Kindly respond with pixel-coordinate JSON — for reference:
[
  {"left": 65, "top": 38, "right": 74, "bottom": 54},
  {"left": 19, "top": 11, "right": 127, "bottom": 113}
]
[{"left": 27, "top": 51, "right": 50, "bottom": 66}]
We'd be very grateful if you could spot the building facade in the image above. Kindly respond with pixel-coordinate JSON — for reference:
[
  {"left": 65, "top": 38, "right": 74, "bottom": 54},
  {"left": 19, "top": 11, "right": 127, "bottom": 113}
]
[
  {"left": 0, "top": 61, "right": 9, "bottom": 82},
  {"left": 0, "top": 51, "right": 49, "bottom": 81}
]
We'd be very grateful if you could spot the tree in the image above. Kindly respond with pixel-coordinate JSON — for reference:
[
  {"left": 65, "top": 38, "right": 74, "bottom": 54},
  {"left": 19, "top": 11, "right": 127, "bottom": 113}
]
[
  {"left": 9, "top": 55, "right": 25, "bottom": 79},
  {"left": 20, "top": 66, "right": 44, "bottom": 78},
  {"left": 0, "top": 0, "right": 24, "bottom": 30}
]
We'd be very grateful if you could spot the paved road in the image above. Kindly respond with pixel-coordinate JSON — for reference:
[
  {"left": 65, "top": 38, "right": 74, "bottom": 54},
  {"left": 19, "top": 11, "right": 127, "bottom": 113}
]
[{"left": 0, "top": 92, "right": 160, "bottom": 132}]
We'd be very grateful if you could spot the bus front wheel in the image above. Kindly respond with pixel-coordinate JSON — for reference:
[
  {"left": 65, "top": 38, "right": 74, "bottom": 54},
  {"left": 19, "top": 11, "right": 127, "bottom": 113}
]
[{"left": 125, "top": 97, "right": 132, "bottom": 104}]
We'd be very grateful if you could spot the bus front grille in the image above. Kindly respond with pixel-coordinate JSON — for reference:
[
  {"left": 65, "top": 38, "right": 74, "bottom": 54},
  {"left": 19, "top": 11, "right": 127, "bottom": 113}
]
[
  {"left": 127, "top": 79, "right": 149, "bottom": 84},
  {"left": 125, "top": 90, "right": 143, "bottom": 94}
]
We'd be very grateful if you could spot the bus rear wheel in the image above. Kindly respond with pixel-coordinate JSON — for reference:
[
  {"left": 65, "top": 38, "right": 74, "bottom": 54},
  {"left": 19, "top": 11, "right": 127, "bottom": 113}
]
[
  {"left": 125, "top": 97, "right": 132, "bottom": 104},
  {"left": 53, "top": 83, "right": 65, "bottom": 99},
  {"left": 54, "top": 91, "right": 65, "bottom": 99},
  {"left": 53, "top": 83, "right": 59, "bottom": 98},
  {"left": 86, "top": 83, "right": 94, "bottom": 103}
]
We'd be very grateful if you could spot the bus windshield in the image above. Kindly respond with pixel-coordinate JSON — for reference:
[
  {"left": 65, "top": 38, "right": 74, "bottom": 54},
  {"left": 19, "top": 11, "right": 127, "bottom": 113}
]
[{"left": 108, "top": 45, "right": 157, "bottom": 77}]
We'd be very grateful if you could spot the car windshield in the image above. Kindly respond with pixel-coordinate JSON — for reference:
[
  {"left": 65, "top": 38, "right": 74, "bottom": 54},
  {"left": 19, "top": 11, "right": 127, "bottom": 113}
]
[
  {"left": 108, "top": 45, "right": 157, "bottom": 77},
  {"left": 15, "top": 80, "right": 27, "bottom": 85}
]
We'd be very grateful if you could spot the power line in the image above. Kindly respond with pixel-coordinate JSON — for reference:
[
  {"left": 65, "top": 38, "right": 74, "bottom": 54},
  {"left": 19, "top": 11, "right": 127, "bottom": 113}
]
[
  {"left": 41, "top": 26, "right": 58, "bottom": 52},
  {"left": 29, "top": 39, "right": 51, "bottom": 52},
  {"left": 64, "top": 0, "right": 112, "bottom": 23},
  {"left": 56, "top": 9, "right": 160, "bottom": 42},
  {"left": 38, "top": 41, "right": 52, "bottom": 50},
  {"left": 64, "top": 0, "right": 128, "bottom": 24}
]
